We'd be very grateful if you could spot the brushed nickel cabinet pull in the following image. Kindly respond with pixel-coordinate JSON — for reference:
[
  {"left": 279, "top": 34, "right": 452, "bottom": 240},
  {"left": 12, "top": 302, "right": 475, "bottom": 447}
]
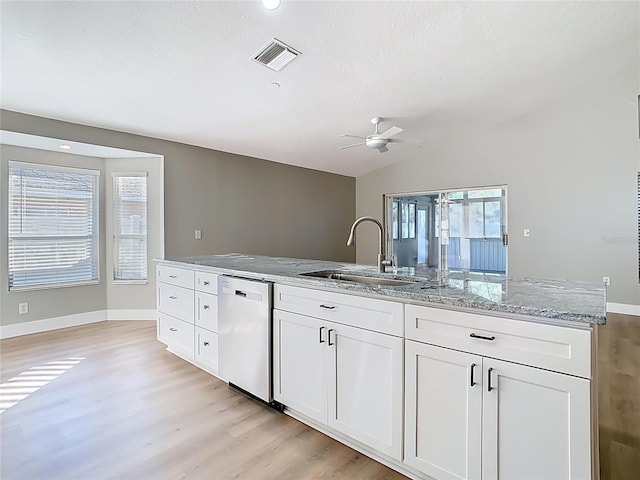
[{"left": 169, "top": 327, "right": 178, "bottom": 332}]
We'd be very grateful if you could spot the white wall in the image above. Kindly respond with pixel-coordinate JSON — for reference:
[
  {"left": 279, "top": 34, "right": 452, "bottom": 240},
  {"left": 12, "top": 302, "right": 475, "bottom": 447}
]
[{"left": 356, "top": 68, "right": 639, "bottom": 306}]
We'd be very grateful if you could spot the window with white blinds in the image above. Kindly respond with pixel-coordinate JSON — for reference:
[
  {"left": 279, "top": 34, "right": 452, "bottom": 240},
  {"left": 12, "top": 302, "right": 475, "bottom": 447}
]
[
  {"left": 8, "top": 161, "right": 100, "bottom": 291},
  {"left": 112, "top": 173, "right": 148, "bottom": 283}
]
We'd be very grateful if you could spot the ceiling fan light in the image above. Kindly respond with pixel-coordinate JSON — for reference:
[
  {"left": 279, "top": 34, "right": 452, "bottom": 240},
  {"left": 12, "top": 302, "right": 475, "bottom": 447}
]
[
  {"left": 366, "top": 137, "right": 388, "bottom": 149},
  {"left": 262, "top": 0, "right": 282, "bottom": 10}
]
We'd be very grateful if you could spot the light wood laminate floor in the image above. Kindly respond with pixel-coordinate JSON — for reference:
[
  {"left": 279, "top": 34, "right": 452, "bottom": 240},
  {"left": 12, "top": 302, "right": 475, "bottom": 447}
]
[
  {"left": 0, "top": 321, "right": 408, "bottom": 480},
  {"left": 597, "top": 312, "right": 640, "bottom": 480}
]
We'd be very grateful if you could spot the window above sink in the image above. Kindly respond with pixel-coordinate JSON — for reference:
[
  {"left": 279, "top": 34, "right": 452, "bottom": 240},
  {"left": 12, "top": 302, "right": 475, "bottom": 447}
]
[{"left": 385, "top": 186, "right": 508, "bottom": 275}]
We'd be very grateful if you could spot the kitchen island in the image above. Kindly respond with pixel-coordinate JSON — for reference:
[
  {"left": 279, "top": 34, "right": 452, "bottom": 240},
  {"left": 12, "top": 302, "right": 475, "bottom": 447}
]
[{"left": 155, "top": 254, "right": 606, "bottom": 480}]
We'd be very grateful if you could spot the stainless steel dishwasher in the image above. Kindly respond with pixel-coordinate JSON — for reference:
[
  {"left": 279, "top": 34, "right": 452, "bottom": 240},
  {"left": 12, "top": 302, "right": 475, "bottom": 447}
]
[{"left": 218, "top": 276, "right": 281, "bottom": 409}]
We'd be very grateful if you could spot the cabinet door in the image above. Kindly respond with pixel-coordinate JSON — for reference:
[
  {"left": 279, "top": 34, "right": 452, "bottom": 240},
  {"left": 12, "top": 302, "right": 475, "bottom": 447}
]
[
  {"left": 273, "top": 309, "right": 326, "bottom": 423},
  {"left": 327, "top": 322, "right": 403, "bottom": 460},
  {"left": 404, "top": 341, "right": 482, "bottom": 480},
  {"left": 482, "top": 358, "right": 591, "bottom": 480},
  {"left": 195, "top": 291, "right": 218, "bottom": 332}
]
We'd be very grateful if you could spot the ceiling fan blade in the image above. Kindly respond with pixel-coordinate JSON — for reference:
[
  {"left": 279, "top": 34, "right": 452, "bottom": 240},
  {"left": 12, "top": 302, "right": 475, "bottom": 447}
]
[
  {"left": 377, "top": 146, "right": 389, "bottom": 153},
  {"left": 378, "top": 126, "right": 403, "bottom": 139},
  {"left": 340, "top": 134, "right": 367, "bottom": 139},
  {"left": 339, "top": 142, "right": 366, "bottom": 150}
]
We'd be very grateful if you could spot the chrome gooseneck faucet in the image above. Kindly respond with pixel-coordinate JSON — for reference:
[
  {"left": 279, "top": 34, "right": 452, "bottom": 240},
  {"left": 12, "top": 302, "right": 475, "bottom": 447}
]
[{"left": 346, "top": 216, "right": 392, "bottom": 273}]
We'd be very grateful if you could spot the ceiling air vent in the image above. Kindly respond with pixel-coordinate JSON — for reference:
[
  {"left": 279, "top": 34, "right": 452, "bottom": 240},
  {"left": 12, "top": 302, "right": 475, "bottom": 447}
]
[{"left": 252, "top": 38, "right": 301, "bottom": 72}]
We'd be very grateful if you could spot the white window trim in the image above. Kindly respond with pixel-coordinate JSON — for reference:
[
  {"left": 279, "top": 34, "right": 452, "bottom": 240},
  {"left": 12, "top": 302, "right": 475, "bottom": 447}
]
[
  {"left": 8, "top": 160, "right": 100, "bottom": 291},
  {"left": 112, "top": 172, "right": 148, "bottom": 284}
]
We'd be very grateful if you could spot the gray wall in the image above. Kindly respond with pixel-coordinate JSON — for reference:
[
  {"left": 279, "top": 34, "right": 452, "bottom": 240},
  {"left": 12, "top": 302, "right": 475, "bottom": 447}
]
[
  {"left": 356, "top": 72, "right": 639, "bottom": 306},
  {"left": 1, "top": 110, "right": 356, "bottom": 325}
]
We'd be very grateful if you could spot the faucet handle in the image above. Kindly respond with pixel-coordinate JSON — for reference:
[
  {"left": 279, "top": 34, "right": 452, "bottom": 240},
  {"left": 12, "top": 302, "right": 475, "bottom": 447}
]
[{"left": 381, "top": 259, "right": 393, "bottom": 266}]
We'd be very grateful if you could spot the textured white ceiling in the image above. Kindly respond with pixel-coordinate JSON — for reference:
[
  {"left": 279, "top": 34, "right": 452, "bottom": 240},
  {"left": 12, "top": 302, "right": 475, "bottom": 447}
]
[{"left": 1, "top": 1, "right": 637, "bottom": 177}]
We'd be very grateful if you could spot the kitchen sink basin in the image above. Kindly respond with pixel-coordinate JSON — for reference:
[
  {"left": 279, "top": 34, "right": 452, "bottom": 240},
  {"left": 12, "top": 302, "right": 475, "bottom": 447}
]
[{"left": 300, "top": 270, "right": 418, "bottom": 286}]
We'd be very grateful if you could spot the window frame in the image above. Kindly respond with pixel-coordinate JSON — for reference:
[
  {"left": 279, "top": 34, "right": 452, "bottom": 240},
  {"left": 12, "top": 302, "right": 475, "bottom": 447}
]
[
  {"left": 8, "top": 161, "right": 100, "bottom": 291},
  {"left": 385, "top": 185, "right": 508, "bottom": 274},
  {"left": 112, "top": 172, "right": 148, "bottom": 284}
]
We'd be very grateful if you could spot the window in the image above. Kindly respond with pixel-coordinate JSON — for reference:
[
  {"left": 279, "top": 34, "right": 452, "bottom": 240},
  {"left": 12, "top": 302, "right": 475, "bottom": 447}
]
[
  {"left": 8, "top": 161, "right": 100, "bottom": 290},
  {"left": 112, "top": 173, "right": 147, "bottom": 283},
  {"left": 386, "top": 186, "right": 507, "bottom": 274}
]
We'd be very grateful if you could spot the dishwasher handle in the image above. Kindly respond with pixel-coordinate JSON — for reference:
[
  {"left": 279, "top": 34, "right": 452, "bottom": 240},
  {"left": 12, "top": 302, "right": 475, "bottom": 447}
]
[{"left": 235, "top": 290, "right": 247, "bottom": 298}]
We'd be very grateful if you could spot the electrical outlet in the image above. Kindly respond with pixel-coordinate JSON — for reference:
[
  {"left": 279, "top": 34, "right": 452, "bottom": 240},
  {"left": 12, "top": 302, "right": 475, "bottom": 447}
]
[
  {"left": 19, "top": 302, "right": 29, "bottom": 314},
  {"left": 602, "top": 276, "right": 610, "bottom": 286},
  {"left": 195, "top": 229, "right": 202, "bottom": 240},
  {"left": 523, "top": 229, "right": 530, "bottom": 237}
]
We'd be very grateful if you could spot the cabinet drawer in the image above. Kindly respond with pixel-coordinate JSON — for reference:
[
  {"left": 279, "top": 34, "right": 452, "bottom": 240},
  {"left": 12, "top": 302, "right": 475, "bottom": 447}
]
[
  {"left": 195, "top": 271, "right": 218, "bottom": 294},
  {"left": 158, "top": 283, "right": 194, "bottom": 323},
  {"left": 275, "top": 284, "right": 403, "bottom": 336},
  {"left": 195, "top": 292, "right": 218, "bottom": 332},
  {"left": 157, "top": 264, "right": 194, "bottom": 289},
  {"left": 158, "top": 313, "right": 194, "bottom": 358},
  {"left": 195, "top": 327, "right": 219, "bottom": 373},
  {"left": 405, "top": 304, "right": 591, "bottom": 378}
]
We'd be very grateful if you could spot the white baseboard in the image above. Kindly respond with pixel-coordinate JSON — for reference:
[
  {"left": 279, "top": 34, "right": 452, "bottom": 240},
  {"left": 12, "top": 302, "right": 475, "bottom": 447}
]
[
  {"left": 606, "top": 302, "right": 640, "bottom": 316},
  {"left": 107, "top": 309, "right": 157, "bottom": 321},
  {"left": 0, "top": 310, "right": 107, "bottom": 339},
  {"left": 0, "top": 309, "right": 158, "bottom": 339}
]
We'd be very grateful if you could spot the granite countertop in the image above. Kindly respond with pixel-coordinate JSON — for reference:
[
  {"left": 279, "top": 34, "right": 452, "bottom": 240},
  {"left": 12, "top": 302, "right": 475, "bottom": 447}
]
[{"left": 156, "top": 254, "right": 606, "bottom": 326}]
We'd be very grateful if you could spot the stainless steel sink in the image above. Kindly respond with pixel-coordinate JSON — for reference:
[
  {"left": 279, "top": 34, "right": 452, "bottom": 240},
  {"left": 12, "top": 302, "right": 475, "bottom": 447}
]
[{"left": 300, "top": 270, "right": 417, "bottom": 286}]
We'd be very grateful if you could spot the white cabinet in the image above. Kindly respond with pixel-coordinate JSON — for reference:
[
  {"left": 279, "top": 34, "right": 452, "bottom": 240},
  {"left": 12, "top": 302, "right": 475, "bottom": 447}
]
[
  {"left": 156, "top": 264, "right": 220, "bottom": 376},
  {"left": 405, "top": 305, "right": 593, "bottom": 480},
  {"left": 273, "top": 310, "right": 325, "bottom": 422},
  {"left": 482, "top": 358, "right": 591, "bottom": 480},
  {"left": 158, "top": 312, "right": 195, "bottom": 358},
  {"left": 404, "top": 341, "right": 482, "bottom": 480},
  {"left": 273, "top": 285, "right": 404, "bottom": 461},
  {"left": 327, "top": 320, "right": 403, "bottom": 459}
]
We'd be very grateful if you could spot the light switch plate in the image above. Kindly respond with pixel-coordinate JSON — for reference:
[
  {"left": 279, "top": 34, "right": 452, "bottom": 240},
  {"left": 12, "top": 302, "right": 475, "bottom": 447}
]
[{"left": 195, "top": 229, "right": 202, "bottom": 240}]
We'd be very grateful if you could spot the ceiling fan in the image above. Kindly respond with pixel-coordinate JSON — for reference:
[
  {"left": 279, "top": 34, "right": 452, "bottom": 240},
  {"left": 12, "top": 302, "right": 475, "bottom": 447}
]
[{"left": 339, "top": 117, "right": 403, "bottom": 153}]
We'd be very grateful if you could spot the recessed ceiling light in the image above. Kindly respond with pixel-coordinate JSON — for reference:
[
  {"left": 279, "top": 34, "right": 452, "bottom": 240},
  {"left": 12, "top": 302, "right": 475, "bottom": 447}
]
[
  {"left": 59, "top": 145, "right": 71, "bottom": 150},
  {"left": 262, "top": 0, "right": 282, "bottom": 10}
]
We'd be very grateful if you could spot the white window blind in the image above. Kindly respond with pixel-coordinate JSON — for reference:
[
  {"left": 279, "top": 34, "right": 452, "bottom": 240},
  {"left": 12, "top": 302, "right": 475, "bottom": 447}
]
[
  {"left": 113, "top": 173, "right": 148, "bottom": 283},
  {"left": 8, "top": 161, "right": 100, "bottom": 291}
]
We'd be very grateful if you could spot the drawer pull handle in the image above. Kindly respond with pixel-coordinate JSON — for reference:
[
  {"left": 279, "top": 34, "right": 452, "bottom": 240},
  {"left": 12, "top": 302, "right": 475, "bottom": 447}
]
[
  {"left": 169, "top": 328, "right": 178, "bottom": 332},
  {"left": 169, "top": 275, "right": 178, "bottom": 278},
  {"left": 470, "top": 363, "right": 477, "bottom": 387},
  {"left": 203, "top": 341, "right": 209, "bottom": 346},
  {"left": 169, "top": 296, "right": 178, "bottom": 300},
  {"left": 235, "top": 290, "right": 247, "bottom": 297},
  {"left": 319, "top": 326, "right": 326, "bottom": 343},
  {"left": 328, "top": 329, "right": 335, "bottom": 346},
  {"left": 319, "top": 304, "right": 335, "bottom": 310},
  {"left": 203, "top": 305, "right": 210, "bottom": 310},
  {"left": 470, "top": 333, "right": 495, "bottom": 341},
  {"left": 203, "top": 281, "right": 210, "bottom": 286},
  {"left": 487, "top": 367, "right": 494, "bottom": 392}
]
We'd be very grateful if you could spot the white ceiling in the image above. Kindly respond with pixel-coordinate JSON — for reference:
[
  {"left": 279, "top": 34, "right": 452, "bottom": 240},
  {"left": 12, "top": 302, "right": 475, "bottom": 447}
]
[{"left": 1, "top": 1, "right": 637, "bottom": 177}]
